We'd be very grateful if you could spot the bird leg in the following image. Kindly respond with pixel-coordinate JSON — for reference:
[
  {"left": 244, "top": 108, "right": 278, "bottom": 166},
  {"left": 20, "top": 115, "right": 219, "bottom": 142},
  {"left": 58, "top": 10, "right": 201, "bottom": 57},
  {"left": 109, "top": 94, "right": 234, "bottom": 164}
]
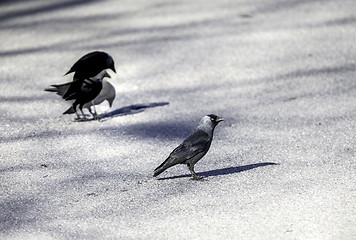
[
  {"left": 75, "top": 111, "right": 81, "bottom": 119},
  {"left": 88, "top": 106, "right": 98, "bottom": 120},
  {"left": 79, "top": 108, "right": 87, "bottom": 119},
  {"left": 72, "top": 105, "right": 82, "bottom": 120},
  {"left": 187, "top": 164, "right": 203, "bottom": 180},
  {"left": 90, "top": 101, "right": 100, "bottom": 120}
]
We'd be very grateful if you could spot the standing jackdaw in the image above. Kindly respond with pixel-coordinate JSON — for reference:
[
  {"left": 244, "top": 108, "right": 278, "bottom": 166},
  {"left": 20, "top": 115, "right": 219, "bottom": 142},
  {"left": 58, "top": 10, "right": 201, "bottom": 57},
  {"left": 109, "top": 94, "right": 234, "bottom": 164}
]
[
  {"left": 154, "top": 114, "right": 224, "bottom": 180},
  {"left": 63, "top": 51, "right": 116, "bottom": 99},
  {"left": 82, "top": 78, "right": 116, "bottom": 118},
  {"left": 46, "top": 77, "right": 116, "bottom": 119},
  {"left": 63, "top": 70, "right": 110, "bottom": 119},
  {"left": 46, "top": 70, "right": 110, "bottom": 119}
]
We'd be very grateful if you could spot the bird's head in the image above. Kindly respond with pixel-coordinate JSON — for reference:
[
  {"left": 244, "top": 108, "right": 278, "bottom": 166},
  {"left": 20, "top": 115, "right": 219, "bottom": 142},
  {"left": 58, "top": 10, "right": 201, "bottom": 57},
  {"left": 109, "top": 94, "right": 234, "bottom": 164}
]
[
  {"left": 93, "top": 69, "right": 111, "bottom": 80},
  {"left": 107, "top": 91, "right": 116, "bottom": 107},
  {"left": 198, "top": 114, "right": 224, "bottom": 130},
  {"left": 102, "top": 79, "right": 116, "bottom": 107},
  {"left": 107, "top": 56, "right": 116, "bottom": 74},
  {"left": 207, "top": 114, "right": 224, "bottom": 125},
  {"left": 103, "top": 71, "right": 111, "bottom": 79}
]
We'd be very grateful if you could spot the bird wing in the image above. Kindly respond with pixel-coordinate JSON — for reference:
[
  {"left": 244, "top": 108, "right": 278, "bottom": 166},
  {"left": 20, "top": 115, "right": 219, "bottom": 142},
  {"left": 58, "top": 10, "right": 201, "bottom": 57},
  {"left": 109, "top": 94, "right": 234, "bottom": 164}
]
[
  {"left": 44, "top": 82, "right": 71, "bottom": 97},
  {"left": 64, "top": 51, "right": 100, "bottom": 76},
  {"left": 64, "top": 79, "right": 97, "bottom": 101},
  {"left": 166, "top": 130, "right": 211, "bottom": 166},
  {"left": 87, "top": 80, "right": 115, "bottom": 106},
  {"left": 153, "top": 130, "right": 212, "bottom": 177}
]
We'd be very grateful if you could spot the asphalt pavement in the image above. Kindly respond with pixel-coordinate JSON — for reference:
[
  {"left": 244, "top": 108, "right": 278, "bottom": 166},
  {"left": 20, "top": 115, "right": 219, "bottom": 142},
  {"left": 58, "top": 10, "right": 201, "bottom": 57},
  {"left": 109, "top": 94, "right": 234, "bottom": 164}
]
[{"left": 0, "top": 0, "right": 355, "bottom": 239}]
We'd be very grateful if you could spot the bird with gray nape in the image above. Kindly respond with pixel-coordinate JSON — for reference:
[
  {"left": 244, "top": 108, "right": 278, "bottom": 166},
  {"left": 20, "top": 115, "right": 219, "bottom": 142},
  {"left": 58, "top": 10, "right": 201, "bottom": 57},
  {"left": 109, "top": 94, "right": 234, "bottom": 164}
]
[
  {"left": 46, "top": 70, "right": 111, "bottom": 119},
  {"left": 63, "top": 70, "right": 110, "bottom": 119},
  {"left": 154, "top": 114, "right": 224, "bottom": 180},
  {"left": 45, "top": 74, "right": 115, "bottom": 119},
  {"left": 45, "top": 51, "right": 117, "bottom": 120},
  {"left": 65, "top": 51, "right": 116, "bottom": 80},
  {"left": 82, "top": 78, "right": 116, "bottom": 118},
  {"left": 63, "top": 51, "right": 116, "bottom": 99}
]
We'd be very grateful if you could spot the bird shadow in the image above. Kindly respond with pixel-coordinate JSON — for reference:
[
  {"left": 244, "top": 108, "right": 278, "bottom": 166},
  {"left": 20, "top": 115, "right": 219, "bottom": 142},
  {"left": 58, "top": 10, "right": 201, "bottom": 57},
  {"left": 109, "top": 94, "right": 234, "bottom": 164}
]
[
  {"left": 100, "top": 102, "right": 169, "bottom": 120},
  {"left": 156, "top": 162, "right": 279, "bottom": 180},
  {"left": 73, "top": 102, "right": 169, "bottom": 122}
]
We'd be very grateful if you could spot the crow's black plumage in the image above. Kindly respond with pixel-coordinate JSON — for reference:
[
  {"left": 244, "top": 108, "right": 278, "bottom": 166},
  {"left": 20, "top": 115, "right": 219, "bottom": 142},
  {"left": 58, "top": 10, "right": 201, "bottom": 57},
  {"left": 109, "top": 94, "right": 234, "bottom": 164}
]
[
  {"left": 63, "top": 70, "right": 110, "bottom": 119},
  {"left": 45, "top": 77, "right": 116, "bottom": 118},
  {"left": 46, "top": 70, "right": 110, "bottom": 119},
  {"left": 45, "top": 51, "right": 116, "bottom": 119},
  {"left": 63, "top": 51, "right": 116, "bottom": 99},
  {"left": 65, "top": 51, "right": 116, "bottom": 80},
  {"left": 82, "top": 78, "right": 116, "bottom": 118},
  {"left": 154, "top": 114, "right": 224, "bottom": 180}
]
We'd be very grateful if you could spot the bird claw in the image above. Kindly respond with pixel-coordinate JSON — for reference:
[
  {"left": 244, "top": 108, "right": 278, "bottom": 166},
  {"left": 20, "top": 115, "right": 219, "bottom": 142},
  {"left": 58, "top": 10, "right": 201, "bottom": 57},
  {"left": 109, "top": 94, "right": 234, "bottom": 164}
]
[
  {"left": 191, "top": 176, "right": 206, "bottom": 181},
  {"left": 74, "top": 118, "right": 87, "bottom": 122},
  {"left": 73, "top": 115, "right": 90, "bottom": 122},
  {"left": 74, "top": 117, "right": 83, "bottom": 122},
  {"left": 92, "top": 114, "right": 101, "bottom": 121}
]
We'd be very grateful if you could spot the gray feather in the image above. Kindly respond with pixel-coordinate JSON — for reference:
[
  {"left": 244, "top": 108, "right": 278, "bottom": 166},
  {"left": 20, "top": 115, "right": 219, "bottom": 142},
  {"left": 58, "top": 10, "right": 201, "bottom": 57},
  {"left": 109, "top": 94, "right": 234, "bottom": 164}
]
[{"left": 154, "top": 115, "right": 223, "bottom": 178}]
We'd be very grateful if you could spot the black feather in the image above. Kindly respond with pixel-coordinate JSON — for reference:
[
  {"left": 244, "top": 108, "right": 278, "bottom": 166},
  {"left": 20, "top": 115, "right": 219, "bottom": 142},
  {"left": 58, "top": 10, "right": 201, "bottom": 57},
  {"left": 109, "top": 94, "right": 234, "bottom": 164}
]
[
  {"left": 63, "top": 51, "right": 115, "bottom": 99},
  {"left": 65, "top": 51, "right": 116, "bottom": 79},
  {"left": 153, "top": 130, "right": 211, "bottom": 177}
]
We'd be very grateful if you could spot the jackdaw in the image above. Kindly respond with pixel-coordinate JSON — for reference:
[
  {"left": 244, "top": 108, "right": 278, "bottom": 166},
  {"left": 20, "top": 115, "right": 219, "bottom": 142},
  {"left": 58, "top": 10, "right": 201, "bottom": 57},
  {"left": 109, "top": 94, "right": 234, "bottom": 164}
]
[
  {"left": 63, "top": 51, "right": 116, "bottom": 99},
  {"left": 46, "top": 78, "right": 116, "bottom": 119},
  {"left": 65, "top": 51, "right": 116, "bottom": 80},
  {"left": 154, "top": 114, "right": 224, "bottom": 180},
  {"left": 46, "top": 70, "right": 110, "bottom": 119},
  {"left": 82, "top": 78, "right": 116, "bottom": 118}
]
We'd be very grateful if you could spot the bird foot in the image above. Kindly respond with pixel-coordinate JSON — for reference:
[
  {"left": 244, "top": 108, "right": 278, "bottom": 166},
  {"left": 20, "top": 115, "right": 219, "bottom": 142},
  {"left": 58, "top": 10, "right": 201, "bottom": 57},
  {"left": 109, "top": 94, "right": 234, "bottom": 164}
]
[
  {"left": 74, "top": 117, "right": 83, "bottom": 122},
  {"left": 93, "top": 115, "right": 101, "bottom": 121},
  {"left": 191, "top": 176, "right": 206, "bottom": 181},
  {"left": 73, "top": 116, "right": 90, "bottom": 122}
]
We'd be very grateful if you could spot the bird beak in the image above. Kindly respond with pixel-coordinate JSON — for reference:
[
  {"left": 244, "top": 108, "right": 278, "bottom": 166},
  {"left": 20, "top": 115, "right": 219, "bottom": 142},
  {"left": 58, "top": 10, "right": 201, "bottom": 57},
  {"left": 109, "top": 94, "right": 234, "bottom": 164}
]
[
  {"left": 108, "top": 98, "right": 114, "bottom": 107},
  {"left": 216, "top": 117, "right": 224, "bottom": 122},
  {"left": 111, "top": 66, "right": 116, "bottom": 73}
]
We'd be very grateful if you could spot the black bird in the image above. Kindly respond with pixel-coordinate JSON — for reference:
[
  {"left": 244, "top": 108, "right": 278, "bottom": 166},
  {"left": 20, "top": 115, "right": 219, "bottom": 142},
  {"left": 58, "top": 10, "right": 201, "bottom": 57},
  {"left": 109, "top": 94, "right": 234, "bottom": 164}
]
[
  {"left": 45, "top": 77, "right": 116, "bottom": 119},
  {"left": 46, "top": 70, "right": 110, "bottom": 119},
  {"left": 82, "top": 78, "right": 116, "bottom": 118},
  {"left": 63, "top": 51, "right": 116, "bottom": 99},
  {"left": 154, "top": 114, "right": 224, "bottom": 180}
]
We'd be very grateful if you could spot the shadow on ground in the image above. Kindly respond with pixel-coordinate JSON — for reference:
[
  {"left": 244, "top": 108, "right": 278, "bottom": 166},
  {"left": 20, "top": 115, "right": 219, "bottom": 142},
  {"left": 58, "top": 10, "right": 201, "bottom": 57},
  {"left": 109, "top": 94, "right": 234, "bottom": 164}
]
[
  {"left": 156, "top": 162, "right": 279, "bottom": 180},
  {"left": 100, "top": 102, "right": 169, "bottom": 119},
  {"left": 0, "top": 0, "right": 97, "bottom": 21},
  {"left": 74, "top": 102, "right": 169, "bottom": 122}
]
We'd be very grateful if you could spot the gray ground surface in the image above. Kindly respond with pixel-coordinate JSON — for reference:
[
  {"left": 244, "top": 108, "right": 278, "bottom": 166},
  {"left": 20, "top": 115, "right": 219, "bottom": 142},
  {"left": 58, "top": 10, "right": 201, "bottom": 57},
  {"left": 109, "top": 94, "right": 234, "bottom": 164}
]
[{"left": 0, "top": 0, "right": 355, "bottom": 239}]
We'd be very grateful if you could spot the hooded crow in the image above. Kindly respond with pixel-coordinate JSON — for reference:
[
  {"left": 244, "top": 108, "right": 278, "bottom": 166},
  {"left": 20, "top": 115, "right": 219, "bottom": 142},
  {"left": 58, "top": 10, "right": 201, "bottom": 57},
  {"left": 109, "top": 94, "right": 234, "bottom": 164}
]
[
  {"left": 63, "top": 51, "right": 116, "bottom": 99},
  {"left": 154, "top": 114, "right": 224, "bottom": 180}
]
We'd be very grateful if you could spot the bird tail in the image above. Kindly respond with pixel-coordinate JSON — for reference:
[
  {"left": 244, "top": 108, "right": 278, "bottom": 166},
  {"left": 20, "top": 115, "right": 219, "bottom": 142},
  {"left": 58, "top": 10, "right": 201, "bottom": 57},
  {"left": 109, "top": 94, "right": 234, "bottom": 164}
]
[
  {"left": 45, "top": 82, "right": 71, "bottom": 98},
  {"left": 63, "top": 105, "right": 76, "bottom": 115},
  {"left": 153, "top": 167, "right": 165, "bottom": 177},
  {"left": 44, "top": 87, "right": 57, "bottom": 92},
  {"left": 64, "top": 68, "right": 74, "bottom": 76},
  {"left": 63, "top": 80, "right": 82, "bottom": 99}
]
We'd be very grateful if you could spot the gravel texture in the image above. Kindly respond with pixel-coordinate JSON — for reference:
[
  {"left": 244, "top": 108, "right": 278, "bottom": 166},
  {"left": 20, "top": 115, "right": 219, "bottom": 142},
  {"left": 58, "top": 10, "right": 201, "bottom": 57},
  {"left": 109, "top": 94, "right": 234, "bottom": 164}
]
[{"left": 0, "top": 0, "right": 355, "bottom": 239}]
